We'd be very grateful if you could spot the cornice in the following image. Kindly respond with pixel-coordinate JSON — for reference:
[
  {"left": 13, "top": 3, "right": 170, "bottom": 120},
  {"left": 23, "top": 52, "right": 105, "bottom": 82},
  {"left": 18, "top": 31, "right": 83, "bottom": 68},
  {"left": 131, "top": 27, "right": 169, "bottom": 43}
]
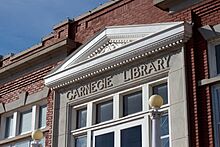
[
  {"left": 50, "top": 39, "right": 183, "bottom": 90},
  {"left": 44, "top": 22, "right": 192, "bottom": 89}
]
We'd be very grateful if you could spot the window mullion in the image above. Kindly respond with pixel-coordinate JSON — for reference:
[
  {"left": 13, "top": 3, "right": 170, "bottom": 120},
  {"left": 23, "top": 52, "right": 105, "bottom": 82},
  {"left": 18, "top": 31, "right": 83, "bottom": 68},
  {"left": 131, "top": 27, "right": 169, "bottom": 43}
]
[
  {"left": 142, "top": 84, "right": 149, "bottom": 111},
  {"left": 113, "top": 94, "right": 120, "bottom": 120},
  {"left": 32, "top": 105, "right": 37, "bottom": 131},
  {"left": 143, "top": 115, "right": 149, "bottom": 147},
  {"left": 87, "top": 130, "right": 91, "bottom": 147},
  {"left": 87, "top": 102, "right": 93, "bottom": 127},
  {"left": 14, "top": 112, "right": 19, "bottom": 136},
  {"left": 115, "top": 128, "right": 120, "bottom": 147}
]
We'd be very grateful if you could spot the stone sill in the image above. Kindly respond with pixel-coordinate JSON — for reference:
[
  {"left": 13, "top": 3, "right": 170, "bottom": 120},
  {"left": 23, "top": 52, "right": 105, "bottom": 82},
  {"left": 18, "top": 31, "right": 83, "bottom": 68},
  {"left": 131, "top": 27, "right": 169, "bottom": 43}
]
[{"left": 199, "top": 75, "right": 220, "bottom": 86}]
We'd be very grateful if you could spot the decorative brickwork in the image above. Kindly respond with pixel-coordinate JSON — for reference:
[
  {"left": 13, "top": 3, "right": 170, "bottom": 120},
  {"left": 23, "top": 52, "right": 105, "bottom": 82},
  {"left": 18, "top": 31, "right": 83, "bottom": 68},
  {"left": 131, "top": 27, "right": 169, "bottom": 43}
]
[{"left": 1, "top": 0, "right": 220, "bottom": 146}]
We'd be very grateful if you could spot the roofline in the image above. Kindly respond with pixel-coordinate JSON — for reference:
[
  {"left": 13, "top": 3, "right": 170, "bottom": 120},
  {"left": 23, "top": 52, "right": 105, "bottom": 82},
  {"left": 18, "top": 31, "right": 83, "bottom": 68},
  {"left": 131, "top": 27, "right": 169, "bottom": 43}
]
[{"left": 74, "top": 0, "right": 121, "bottom": 21}]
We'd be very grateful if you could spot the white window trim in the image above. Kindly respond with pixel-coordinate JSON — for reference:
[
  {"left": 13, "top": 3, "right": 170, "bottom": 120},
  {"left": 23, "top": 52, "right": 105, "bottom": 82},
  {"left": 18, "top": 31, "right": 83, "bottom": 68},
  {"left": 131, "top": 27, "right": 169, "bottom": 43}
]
[
  {"left": 69, "top": 77, "right": 170, "bottom": 147},
  {"left": 38, "top": 104, "right": 47, "bottom": 129},
  {"left": 212, "top": 84, "right": 220, "bottom": 147},
  {"left": 0, "top": 102, "right": 47, "bottom": 141},
  {"left": 208, "top": 39, "right": 220, "bottom": 77},
  {"left": 92, "top": 119, "right": 145, "bottom": 147},
  {"left": 0, "top": 112, "right": 16, "bottom": 139}
]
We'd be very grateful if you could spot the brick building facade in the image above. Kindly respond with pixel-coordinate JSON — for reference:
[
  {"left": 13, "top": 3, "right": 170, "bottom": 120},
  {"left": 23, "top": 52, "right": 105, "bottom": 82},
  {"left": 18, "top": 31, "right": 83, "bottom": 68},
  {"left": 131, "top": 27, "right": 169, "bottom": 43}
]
[{"left": 1, "top": 0, "right": 220, "bottom": 147}]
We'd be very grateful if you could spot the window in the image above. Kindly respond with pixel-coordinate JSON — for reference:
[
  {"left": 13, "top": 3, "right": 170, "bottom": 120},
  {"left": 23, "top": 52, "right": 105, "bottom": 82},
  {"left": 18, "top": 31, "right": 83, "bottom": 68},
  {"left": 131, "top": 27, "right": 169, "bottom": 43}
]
[
  {"left": 39, "top": 105, "right": 47, "bottom": 128},
  {"left": 123, "top": 91, "right": 142, "bottom": 116},
  {"left": 75, "top": 136, "right": 87, "bottom": 147},
  {"left": 39, "top": 137, "right": 45, "bottom": 147},
  {"left": 161, "top": 113, "right": 169, "bottom": 147},
  {"left": 77, "top": 108, "right": 87, "bottom": 129},
  {"left": 96, "top": 100, "right": 113, "bottom": 123},
  {"left": 212, "top": 84, "right": 220, "bottom": 147},
  {"left": 71, "top": 79, "right": 170, "bottom": 147},
  {"left": 0, "top": 104, "right": 47, "bottom": 146},
  {"left": 215, "top": 45, "right": 220, "bottom": 74},
  {"left": 208, "top": 42, "right": 220, "bottom": 77},
  {"left": 14, "top": 140, "right": 30, "bottom": 147},
  {"left": 5, "top": 115, "right": 14, "bottom": 138},
  {"left": 153, "top": 83, "right": 168, "bottom": 105},
  {"left": 95, "top": 132, "right": 114, "bottom": 147},
  {"left": 19, "top": 110, "right": 32, "bottom": 134},
  {"left": 4, "top": 138, "right": 45, "bottom": 147},
  {"left": 121, "top": 126, "right": 142, "bottom": 147}
]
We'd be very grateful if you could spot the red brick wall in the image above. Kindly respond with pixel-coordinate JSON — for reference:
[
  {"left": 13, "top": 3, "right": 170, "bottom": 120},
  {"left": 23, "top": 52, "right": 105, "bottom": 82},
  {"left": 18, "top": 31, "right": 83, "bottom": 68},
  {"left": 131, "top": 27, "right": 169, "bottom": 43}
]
[
  {"left": 73, "top": 0, "right": 171, "bottom": 44},
  {"left": 70, "top": 0, "right": 220, "bottom": 146},
  {"left": 170, "top": 0, "right": 220, "bottom": 146},
  {"left": 0, "top": 64, "right": 57, "bottom": 147},
  {"left": 1, "top": 0, "right": 220, "bottom": 146}
]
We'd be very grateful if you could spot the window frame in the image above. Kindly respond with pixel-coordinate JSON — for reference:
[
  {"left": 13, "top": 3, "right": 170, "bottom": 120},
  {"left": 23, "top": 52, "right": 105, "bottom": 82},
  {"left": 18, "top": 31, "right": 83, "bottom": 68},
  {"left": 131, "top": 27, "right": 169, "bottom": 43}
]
[
  {"left": 18, "top": 109, "right": 33, "bottom": 135},
  {"left": 212, "top": 84, "right": 220, "bottom": 147},
  {"left": 70, "top": 77, "right": 170, "bottom": 147},
  {"left": 208, "top": 39, "right": 220, "bottom": 77},
  {"left": 92, "top": 119, "right": 145, "bottom": 147},
  {"left": 0, "top": 102, "right": 47, "bottom": 141},
  {"left": 95, "top": 99, "right": 113, "bottom": 124},
  {"left": 148, "top": 78, "right": 171, "bottom": 146},
  {"left": 1, "top": 112, "right": 16, "bottom": 139},
  {"left": 121, "top": 90, "right": 143, "bottom": 117},
  {"left": 74, "top": 135, "right": 87, "bottom": 147},
  {"left": 38, "top": 104, "right": 47, "bottom": 129}
]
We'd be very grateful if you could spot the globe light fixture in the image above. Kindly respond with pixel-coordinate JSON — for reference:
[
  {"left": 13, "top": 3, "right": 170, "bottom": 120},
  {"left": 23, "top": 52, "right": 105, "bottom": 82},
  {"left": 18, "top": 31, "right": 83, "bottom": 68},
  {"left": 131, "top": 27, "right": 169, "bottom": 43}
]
[
  {"left": 31, "top": 129, "right": 43, "bottom": 147},
  {"left": 149, "top": 94, "right": 163, "bottom": 147},
  {"left": 149, "top": 94, "right": 163, "bottom": 109}
]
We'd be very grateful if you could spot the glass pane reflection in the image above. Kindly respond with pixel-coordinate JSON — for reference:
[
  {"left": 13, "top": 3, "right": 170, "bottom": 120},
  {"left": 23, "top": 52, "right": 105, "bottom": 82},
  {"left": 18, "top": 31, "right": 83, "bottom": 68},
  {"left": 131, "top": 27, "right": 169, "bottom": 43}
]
[
  {"left": 161, "top": 137, "right": 169, "bottom": 147},
  {"left": 160, "top": 114, "right": 169, "bottom": 136},
  {"left": 153, "top": 83, "right": 168, "bottom": 104},
  {"left": 77, "top": 108, "right": 87, "bottom": 129},
  {"left": 121, "top": 126, "right": 142, "bottom": 147},
  {"left": 75, "top": 136, "right": 87, "bottom": 147},
  {"left": 96, "top": 100, "right": 113, "bottom": 123},
  {"left": 123, "top": 91, "right": 142, "bottom": 116},
  {"left": 95, "top": 132, "right": 114, "bottom": 147}
]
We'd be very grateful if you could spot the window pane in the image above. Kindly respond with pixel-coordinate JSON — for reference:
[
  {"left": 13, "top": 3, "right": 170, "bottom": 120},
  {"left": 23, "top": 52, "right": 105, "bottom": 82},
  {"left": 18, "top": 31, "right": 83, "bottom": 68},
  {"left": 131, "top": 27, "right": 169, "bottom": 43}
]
[
  {"left": 161, "top": 137, "right": 169, "bottom": 147},
  {"left": 123, "top": 91, "right": 142, "bottom": 116},
  {"left": 96, "top": 100, "right": 113, "bottom": 123},
  {"left": 95, "top": 132, "right": 114, "bottom": 147},
  {"left": 77, "top": 108, "right": 87, "bottom": 129},
  {"left": 75, "top": 136, "right": 87, "bottom": 147},
  {"left": 153, "top": 83, "right": 168, "bottom": 105},
  {"left": 215, "top": 45, "right": 220, "bottom": 74},
  {"left": 15, "top": 140, "right": 30, "bottom": 147},
  {"left": 19, "top": 110, "right": 32, "bottom": 134},
  {"left": 213, "top": 85, "right": 220, "bottom": 147},
  {"left": 39, "top": 105, "right": 47, "bottom": 128},
  {"left": 160, "top": 114, "right": 169, "bottom": 136},
  {"left": 121, "top": 126, "right": 142, "bottom": 147},
  {"left": 5, "top": 115, "right": 14, "bottom": 138},
  {"left": 39, "top": 137, "right": 45, "bottom": 147}
]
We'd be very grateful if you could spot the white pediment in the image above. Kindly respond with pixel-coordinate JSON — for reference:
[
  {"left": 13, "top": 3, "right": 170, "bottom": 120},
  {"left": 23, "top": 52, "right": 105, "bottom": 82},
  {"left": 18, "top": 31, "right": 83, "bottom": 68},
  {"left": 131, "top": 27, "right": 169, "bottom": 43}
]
[{"left": 44, "top": 22, "right": 192, "bottom": 88}]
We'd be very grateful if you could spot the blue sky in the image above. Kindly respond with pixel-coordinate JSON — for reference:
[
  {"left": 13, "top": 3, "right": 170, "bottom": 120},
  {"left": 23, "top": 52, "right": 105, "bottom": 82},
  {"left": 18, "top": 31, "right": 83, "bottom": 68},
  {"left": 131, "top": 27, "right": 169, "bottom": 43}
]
[{"left": 0, "top": 0, "right": 108, "bottom": 56}]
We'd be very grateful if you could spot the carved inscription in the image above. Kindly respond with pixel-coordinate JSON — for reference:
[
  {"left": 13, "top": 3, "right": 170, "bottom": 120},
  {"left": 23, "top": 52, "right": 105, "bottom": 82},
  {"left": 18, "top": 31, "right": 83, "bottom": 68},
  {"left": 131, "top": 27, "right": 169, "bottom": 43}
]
[
  {"left": 67, "top": 76, "right": 113, "bottom": 100},
  {"left": 124, "top": 56, "right": 170, "bottom": 82},
  {"left": 66, "top": 55, "right": 170, "bottom": 100}
]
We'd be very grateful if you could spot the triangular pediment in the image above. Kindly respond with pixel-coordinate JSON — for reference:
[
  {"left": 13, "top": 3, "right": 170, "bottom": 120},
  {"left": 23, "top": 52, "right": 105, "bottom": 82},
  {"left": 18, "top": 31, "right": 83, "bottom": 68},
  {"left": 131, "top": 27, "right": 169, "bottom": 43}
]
[
  {"left": 45, "top": 22, "right": 192, "bottom": 88},
  {"left": 55, "top": 23, "right": 184, "bottom": 72}
]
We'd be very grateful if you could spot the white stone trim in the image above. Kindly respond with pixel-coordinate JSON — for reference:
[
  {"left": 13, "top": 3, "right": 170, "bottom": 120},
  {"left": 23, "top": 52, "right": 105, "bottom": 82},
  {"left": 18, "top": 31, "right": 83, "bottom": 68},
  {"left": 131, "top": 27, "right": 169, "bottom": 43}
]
[
  {"left": 45, "top": 22, "right": 192, "bottom": 89},
  {"left": 50, "top": 39, "right": 183, "bottom": 90},
  {"left": 69, "top": 79, "right": 171, "bottom": 147}
]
